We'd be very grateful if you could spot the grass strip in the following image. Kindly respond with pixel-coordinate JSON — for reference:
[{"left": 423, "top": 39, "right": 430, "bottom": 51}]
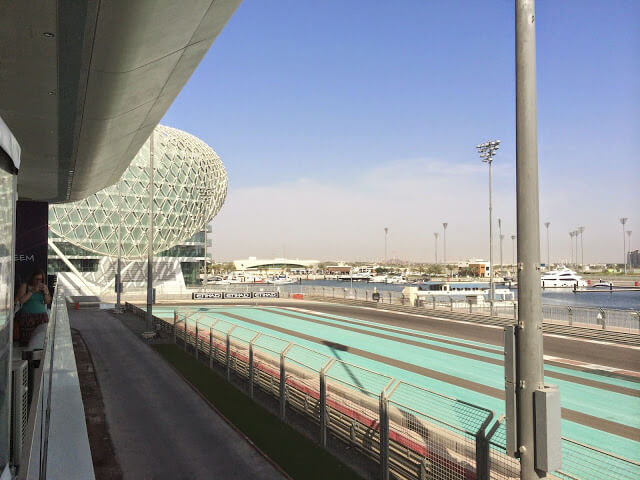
[{"left": 152, "top": 344, "right": 362, "bottom": 480}]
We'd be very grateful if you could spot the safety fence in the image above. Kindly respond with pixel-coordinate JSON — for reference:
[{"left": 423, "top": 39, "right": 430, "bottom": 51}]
[
  {"left": 126, "top": 303, "right": 640, "bottom": 480},
  {"left": 290, "top": 286, "right": 640, "bottom": 332}
]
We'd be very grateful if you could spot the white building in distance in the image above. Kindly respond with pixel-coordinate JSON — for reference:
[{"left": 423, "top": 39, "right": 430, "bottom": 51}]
[{"left": 233, "top": 257, "right": 319, "bottom": 273}]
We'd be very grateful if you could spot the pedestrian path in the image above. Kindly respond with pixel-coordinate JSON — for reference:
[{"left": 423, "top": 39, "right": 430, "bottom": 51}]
[{"left": 70, "top": 308, "right": 285, "bottom": 480}]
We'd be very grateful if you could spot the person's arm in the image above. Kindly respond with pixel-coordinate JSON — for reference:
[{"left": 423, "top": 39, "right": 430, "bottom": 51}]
[
  {"left": 42, "top": 284, "right": 52, "bottom": 306},
  {"left": 17, "top": 283, "right": 31, "bottom": 304}
]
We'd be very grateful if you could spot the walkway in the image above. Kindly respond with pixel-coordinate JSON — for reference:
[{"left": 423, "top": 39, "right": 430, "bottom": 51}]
[{"left": 70, "top": 308, "right": 285, "bottom": 480}]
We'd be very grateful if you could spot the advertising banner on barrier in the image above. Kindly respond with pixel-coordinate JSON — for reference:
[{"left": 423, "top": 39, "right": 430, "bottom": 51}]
[
  {"left": 192, "top": 291, "right": 280, "bottom": 300},
  {"left": 192, "top": 292, "right": 223, "bottom": 299}
]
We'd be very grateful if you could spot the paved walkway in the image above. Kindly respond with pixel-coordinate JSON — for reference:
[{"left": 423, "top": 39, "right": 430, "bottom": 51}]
[{"left": 70, "top": 308, "right": 285, "bottom": 480}]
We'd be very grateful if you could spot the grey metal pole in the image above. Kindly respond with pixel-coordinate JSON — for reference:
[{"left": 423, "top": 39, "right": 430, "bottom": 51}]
[
  {"left": 202, "top": 226, "right": 207, "bottom": 289},
  {"left": 516, "top": 1, "right": 546, "bottom": 478},
  {"left": 442, "top": 222, "right": 448, "bottom": 266},
  {"left": 146, "top": 130, "right": 155, "bottom": 331},
  {"left": 434, "top": 232, "right": 439, "bottom": 264},
  {"left": 544, "top": 222, "right": 550, "bottom": 270},
  {"left": 116, "top": 177, "right": 122, "bottom": 311},
  {"left": 620, "top": 218, "right": 628, "bottom": 273},
  {"left": 384, "top": 227, "right": 388, "bottom": 263},
  {"left": 499, "top": 218, "right": 503, "bottom": 272},
  {"left": 512, "top": 234, "right": 516, "bottom": 269},
  {"left": 578, "top": 226, "right": 585, "bottom": 272},
  {"left": 489, "top": 161, "right": 494, "bottom": 314},
  {"left": 627, "top": 230, "right": 632, "bottom": 271},
  {"left": 569, "top": 232, "right": 573, "bottom": 266}
]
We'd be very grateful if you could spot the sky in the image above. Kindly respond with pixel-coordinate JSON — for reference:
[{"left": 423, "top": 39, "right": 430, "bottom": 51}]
[{"left": 161, "top": 0, "right": 640, "bottom": 264}]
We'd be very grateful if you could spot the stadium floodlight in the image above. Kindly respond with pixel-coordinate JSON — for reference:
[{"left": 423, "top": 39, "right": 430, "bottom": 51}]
[{"left": 477, "top": 140, "right": 500, "bottom": 314}]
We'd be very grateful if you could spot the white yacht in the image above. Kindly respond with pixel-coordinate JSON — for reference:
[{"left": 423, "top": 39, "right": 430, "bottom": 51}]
[{"left": 540, "top": 268, "right": 587, "bottom": 288}]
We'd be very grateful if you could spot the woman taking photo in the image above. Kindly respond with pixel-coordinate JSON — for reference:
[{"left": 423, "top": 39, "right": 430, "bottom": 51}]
[{"left": 15, "top": 269, "right": 50, "bottom": 346}]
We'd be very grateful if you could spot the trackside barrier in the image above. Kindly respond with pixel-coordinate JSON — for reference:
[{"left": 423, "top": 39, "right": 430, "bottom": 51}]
[
  {"left": 124, "top": 303, "right": 640, "bottom": 480},
  {"left": 293, "top": 286, "right": 640, "bottom": 333}
]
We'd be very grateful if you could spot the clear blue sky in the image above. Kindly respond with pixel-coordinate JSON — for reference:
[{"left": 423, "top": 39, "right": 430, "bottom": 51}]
[{"left": 163, "top": 0, "right": 639, "bottom": 262}]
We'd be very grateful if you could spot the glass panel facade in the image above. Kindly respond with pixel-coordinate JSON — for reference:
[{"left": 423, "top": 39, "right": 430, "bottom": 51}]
[
  {"left": 48, "top": 125, "right": 227, "bottom": 259},
  {"left": 0, "top": 167, "right": 16, "bottom": 467}
]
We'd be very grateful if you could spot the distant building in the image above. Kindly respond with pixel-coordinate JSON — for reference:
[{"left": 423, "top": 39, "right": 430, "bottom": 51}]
[
  {"left": 233, "top": 257, "right": 319, "bottom": 273},
  {"left": 468, "top": 260, "right": 491, "bottom": 278},
  {"left": 326, "top": 265, "right": 352, "bottom": 274},
  {"left": 629, "top": 250, "right": 639, "bottom": 268}
]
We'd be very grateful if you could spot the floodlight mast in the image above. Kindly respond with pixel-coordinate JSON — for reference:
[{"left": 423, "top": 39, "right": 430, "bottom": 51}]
[
  {"left": 620, "top": 218, "right": 628, "bottom": 273},
  {"left": 476, "top": 139, "right": 500, "bottom": 316}
]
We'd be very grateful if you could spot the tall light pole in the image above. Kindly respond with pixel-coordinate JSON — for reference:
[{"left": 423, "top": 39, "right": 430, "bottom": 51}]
[
  {"left": 620, "top": 218, "right": 628, "bottom": 273},
  {"left": 544, "top": 222, "right": 550, "bottom": 270},
  {"left": 578, "top": 226, "right": 585, "bottom": 272},
  {"left": 569, "top": 231, "right": 574, "bottom": 266},
  {"left": 433, "top": 232, "right": 439, "bottom": 264},
  {"left": 498, "top": 218, "right": 504, "bottom": 272},
  {"left": 627, "top": 230, "right": 632, "bottom": 271},
  {"left": 477, "top": 139, "right": 500, "bottom": 315},
  {"left": 146, "top": 130, "right": 155, "bottom": 331},
  {"left": 511, "top": 234, "right": 516, "bottom": 270},
  {"left": 515, "top": 1, "right": 554, "bottom": 478},
  {"left": 442, "top": 223, "right": 448, "bottom": 265},
  {"left": 384, "top": 227, "right": 388, "bottom": 264},
  {"left": 115, "top": 173, "right": 123, "bottom": 313},
  {"left": 574, "top": 230, "right": 579, "bottom": 270}
]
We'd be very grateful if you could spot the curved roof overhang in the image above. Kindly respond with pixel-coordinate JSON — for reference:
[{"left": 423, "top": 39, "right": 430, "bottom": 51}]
[{"left": 0, "top": 0, "right": 240, "bottom": 202}]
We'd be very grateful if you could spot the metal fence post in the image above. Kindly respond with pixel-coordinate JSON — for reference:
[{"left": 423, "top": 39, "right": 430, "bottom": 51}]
[
  {"left": 173, "top": 310, "right": 177, "bottom": 344},
  {"left": 469, "top": 301, "right": 473, "bottom": 314},
  {"left": 320, "top": 358, "right": 336, "bottom": 447},
  {"left": 209, "top": 326, "right": 214, "bottom": 369},
  {"left": 226, "top": 326, "right": 237, "bottom": 381},
  {"left": 568, "top": 306, "right": 573, "bottom": 326},
  {"left": 249, "top": 332, "right": 262, "bottom": 400},
  {"left": 474, "top": 413, "right": 494, "bottom": 480},
  {"left": 379, "top": 387, "right": 392, "bottom": 480},
  {"left": 184, "top": 318, "right": 188, "bottom": 351},
  {"left": 432, "top": 297, "right": 436, "bottom": 310},
  {"left": 450, "top": 297, "right": 454, "bottom": 311},
  {"left": 280, "top": 343, "right": 295, "bottom": 420},
  {"left": 195, "top": 321, "right": 199, "bottom": 360},
  {"left": 513, "top": 302, "right": 517, "bottom": 320}
]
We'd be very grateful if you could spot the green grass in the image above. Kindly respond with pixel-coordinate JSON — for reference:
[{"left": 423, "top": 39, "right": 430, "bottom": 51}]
[{"left": 152, "top": 344, "right": 363, "bottom": 480}]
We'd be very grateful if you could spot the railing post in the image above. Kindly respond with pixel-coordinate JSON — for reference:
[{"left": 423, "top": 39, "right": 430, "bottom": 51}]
[
  {"left": 226, "top": 326, "right": 237, "bottom": 381},
  {"left": 432, "top": 297, "right": 436, "bottom": 310},
  {"left": 184, "top": 318, "right": 188, "bottom": 351},
  {"left": 379, "top": 390, "right": 390, "bottom": 480},
  {"left": 513, "top": 302, "right": 517, "bottom": 320},
  {"left": 173, "top": 310, "right": 177, "bottom": 344},
  {"left": 450, "top": 297, "right": 454, "bottom": 312},
  {"left": 195, "top": 321, "right": 199, "bottom": 360},
  {"left": 209, "top": 326, "right": 214, "bottom": 369},
  {"left": 249, "top": 332, "right": 261, "bottom": 400},
  {"left": 280, "top": 343, "right": 295, "bottom": 420},
  {"left": 568, "top": 306, "right": 573, "bottom": 326},
  {"left": 469, "top": 301, "right": 473, "bottom": 314},
  {"left": 320, "top": 358, "right": 336, "bottom": 447},
  {"left": 474, "top": 413, "right": 494, "bottom": 480}
]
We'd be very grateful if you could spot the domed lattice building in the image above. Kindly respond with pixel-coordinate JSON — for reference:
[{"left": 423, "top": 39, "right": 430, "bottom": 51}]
[{"left": 48, "top": 125, "right": 227, "bottom": 292}]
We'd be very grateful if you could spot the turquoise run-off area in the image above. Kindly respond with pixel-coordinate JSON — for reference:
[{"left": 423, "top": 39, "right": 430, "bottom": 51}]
[{"left": 148, "top": 305, "right": 640, "bottom": 463}]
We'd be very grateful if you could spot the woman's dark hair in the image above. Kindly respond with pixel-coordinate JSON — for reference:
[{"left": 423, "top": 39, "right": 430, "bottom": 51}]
[{"left": 27, "top": 269, "right": 46, "bottom": 286}]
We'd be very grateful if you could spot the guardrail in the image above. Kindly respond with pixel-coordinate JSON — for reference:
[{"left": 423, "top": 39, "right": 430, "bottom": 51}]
[
  {"left": 19, "top": 287, "right": 95, "bottom": 479},
  {"left": 126, "top": 303, "right": 640, "bottom": 480},
  {"left": 293, "top": 286, "right": 640, "bottom": 333}
]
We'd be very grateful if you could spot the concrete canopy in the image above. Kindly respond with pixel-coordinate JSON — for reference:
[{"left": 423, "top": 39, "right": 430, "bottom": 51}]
[{"left": 0, "top": 0, "right": 241, "bottom": 202}]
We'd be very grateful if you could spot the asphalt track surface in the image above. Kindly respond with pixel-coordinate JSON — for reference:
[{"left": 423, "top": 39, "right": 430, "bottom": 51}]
[
  {"left": 71, "top": 308, "right": 285, "bottom": 480},
  {"left": 150, "top": 301, "right": 640, "bottom": 464}
]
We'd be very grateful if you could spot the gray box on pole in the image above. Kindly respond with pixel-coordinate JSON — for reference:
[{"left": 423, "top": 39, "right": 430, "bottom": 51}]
[{"left": 534, "top": 385, "right": 562, "bottom": 472}]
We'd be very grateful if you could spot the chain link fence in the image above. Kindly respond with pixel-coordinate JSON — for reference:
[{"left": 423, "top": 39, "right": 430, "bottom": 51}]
[{"left": 126, "top": 303, "right": 640, "bottom": 480}]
